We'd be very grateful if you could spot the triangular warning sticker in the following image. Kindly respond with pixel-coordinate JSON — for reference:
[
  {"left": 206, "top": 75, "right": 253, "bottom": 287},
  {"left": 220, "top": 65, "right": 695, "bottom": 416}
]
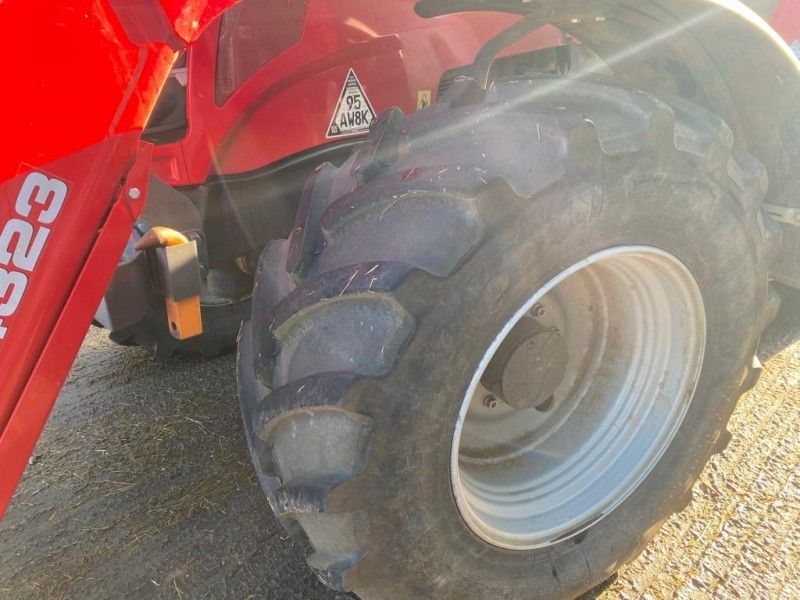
[{"left": 326, "top": 68, "right": 377, "bottom": 138}]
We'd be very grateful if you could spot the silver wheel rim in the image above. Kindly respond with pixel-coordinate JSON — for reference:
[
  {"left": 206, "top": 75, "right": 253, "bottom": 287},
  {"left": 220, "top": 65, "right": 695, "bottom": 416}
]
[{"left": 451, "top": 246, "right": 706, "bottom": 550}]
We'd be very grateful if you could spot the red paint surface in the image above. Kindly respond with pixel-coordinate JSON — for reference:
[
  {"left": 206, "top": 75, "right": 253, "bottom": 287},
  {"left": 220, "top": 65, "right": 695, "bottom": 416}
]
[
  {"left": 0, "top": 0, "right": 236, "bottom": 517},
  {"left": 771, "top": 0, "right": 800, "bottom": 45},
  {"left": 150, "top": 0, "right": 562, "bottom": 185}
]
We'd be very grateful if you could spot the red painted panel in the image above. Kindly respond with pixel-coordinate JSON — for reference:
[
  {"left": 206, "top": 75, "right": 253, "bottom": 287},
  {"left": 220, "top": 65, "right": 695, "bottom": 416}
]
[
  {"left": 0, "top": 0, "right": 237, "bottom": 517},
  {"left": 0, "top": 143, "right": 150, "bottom": 514},
  {"left": 150, "top": 0, "right": 563, "bottom": 185},
  {"left": 771, "top": 0, "right": 800, "bottom": 48}
]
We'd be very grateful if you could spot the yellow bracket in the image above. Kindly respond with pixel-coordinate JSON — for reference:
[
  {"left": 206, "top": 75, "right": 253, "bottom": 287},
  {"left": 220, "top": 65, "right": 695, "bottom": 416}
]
[{"left": 135, "top": 226, "right": 203, "bottom": 341}]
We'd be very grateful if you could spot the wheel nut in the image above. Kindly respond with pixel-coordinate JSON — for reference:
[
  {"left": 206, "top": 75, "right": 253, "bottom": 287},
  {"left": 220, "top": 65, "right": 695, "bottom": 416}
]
[
  {"left": 531, "top": 303, "right": 546, "bottom": 318},
  {"left": 483, "top": 395, "right": 498, "bottom": 409},
  {"left": 535, "top": 395, "right": 555, "bottom": 412}
]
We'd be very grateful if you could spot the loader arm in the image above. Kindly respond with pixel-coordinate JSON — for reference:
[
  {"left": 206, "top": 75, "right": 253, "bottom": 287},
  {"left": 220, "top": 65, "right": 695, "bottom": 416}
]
[{"left": 0, "top": 0, "right": 237, "bottom": 517}]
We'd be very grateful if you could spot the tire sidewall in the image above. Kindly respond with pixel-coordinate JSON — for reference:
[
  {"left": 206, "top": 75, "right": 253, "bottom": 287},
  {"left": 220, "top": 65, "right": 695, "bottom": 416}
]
[{"left": 336, "top": 173, "right": 763, "bottom": 598}]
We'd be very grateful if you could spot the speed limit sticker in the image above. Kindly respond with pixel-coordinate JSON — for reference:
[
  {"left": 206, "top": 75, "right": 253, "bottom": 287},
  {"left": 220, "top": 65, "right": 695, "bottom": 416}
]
[{"left": 326, "top": 68, "right": 376, "bottom": 138}]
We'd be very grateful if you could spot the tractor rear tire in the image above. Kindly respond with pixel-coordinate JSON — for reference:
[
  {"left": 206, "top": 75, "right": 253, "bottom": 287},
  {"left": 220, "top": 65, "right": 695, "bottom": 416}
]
[{"left": 237, "top": 77, "right": 780, "bottom": 599}]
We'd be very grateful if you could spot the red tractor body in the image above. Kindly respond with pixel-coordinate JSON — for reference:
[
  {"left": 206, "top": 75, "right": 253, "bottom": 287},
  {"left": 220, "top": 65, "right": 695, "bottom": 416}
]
[
  {"left": 148, "top": 0, "right": 562, "bottom": 186},
  {"left": 95, "top": 1, "right": 566, "bottom": 355}
]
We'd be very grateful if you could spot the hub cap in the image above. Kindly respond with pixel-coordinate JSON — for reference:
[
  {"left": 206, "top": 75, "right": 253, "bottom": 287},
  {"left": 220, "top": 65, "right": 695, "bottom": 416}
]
[{"left": 451, "top": 246, "right": 706, "bottom": 550}]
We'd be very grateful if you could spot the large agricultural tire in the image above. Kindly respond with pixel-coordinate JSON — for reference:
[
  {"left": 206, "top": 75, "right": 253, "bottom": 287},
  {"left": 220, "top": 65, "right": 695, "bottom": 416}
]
[{"left": 237, "top": 76, "right": 781, "bottom": 599}]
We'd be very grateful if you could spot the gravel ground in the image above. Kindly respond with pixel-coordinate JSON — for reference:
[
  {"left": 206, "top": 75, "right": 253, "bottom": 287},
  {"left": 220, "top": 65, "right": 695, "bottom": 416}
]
[{"left": 1, "top": 298, "right": 798, "bottom": 599}]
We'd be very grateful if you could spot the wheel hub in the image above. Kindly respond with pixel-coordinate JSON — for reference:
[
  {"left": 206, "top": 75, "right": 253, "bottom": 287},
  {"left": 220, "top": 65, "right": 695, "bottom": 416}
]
[
  {"left": 481, "top": 317, "right": 569, "bottom": 410},
  {"left": 451, "top": 246, "right": 706, "bottom": 550}
]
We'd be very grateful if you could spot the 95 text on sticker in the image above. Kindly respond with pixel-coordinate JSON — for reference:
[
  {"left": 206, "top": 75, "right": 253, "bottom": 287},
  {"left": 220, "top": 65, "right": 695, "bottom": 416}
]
[{"left": 0, "top": 172, "right": 68, "bottom": 339}]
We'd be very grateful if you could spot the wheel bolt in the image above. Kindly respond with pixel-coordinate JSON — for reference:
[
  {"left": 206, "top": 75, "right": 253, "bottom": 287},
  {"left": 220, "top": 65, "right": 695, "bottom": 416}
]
[
  {"left": 535, "top": 395, "right": 555, "bottom": 412},
  {"left": 531, "top": 303, "right": 546, "bottom": 318},
  {"left": 483, "top": 395, "right": 498, "bottom": 409}
]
